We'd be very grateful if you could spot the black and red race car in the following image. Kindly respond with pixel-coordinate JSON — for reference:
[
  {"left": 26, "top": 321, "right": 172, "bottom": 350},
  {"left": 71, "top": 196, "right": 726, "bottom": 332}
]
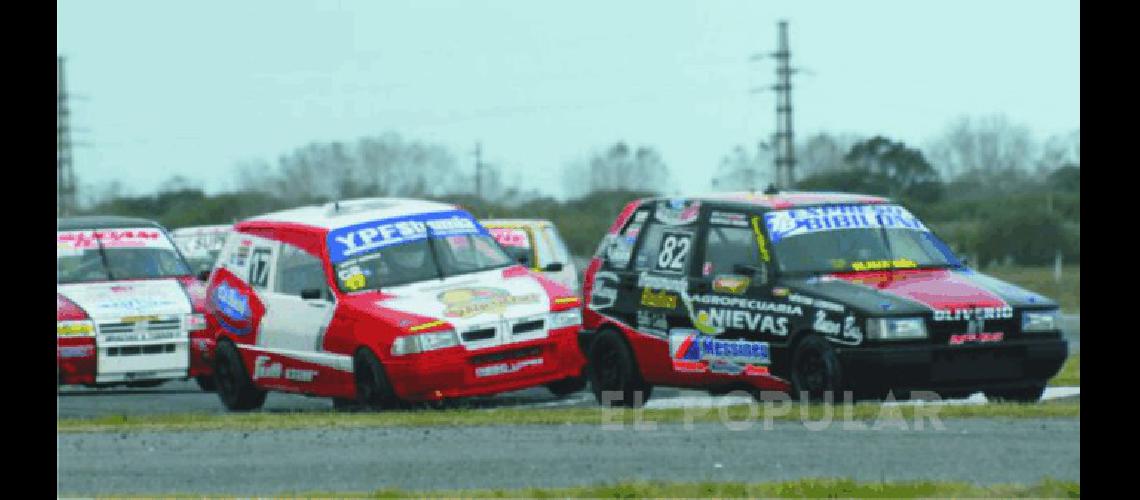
[{"left": 580, "top": 192, "right": 1068, "bottom": 405}]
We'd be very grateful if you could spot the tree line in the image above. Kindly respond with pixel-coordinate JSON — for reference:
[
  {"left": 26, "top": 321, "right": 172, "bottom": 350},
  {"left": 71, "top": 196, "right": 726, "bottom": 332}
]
[{"left": 76, "top": 113, "right": 1079, "bottom": 268}]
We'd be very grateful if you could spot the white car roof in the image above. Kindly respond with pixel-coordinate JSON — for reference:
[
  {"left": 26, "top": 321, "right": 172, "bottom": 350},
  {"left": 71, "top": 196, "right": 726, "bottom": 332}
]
[
  {"left": 483, "top": 219, "right": 552, "bottom": 228},
  {"left": 245, "top": 198, "right": 461, "bottom": 230}
]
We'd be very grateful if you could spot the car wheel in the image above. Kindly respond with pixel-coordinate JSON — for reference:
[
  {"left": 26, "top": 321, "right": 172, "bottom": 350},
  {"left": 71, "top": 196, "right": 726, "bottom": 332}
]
[
  {"left": 789, "top": 334, "right": 843, "bottom": 402},
  {"left": 195, "top": 375, "right": 217, "bottom": 392},
  {"left": 214, "top": 341, "right": 267, "bottom": 411},
  {"left": 332, "top": 397, "right": 361, "bottom": 412},
  {"left": 546, "top": 376, "right": 587, "bottom": 398},
  {"left": 354, "top": 348, "right": 402, "bottom": 411},
  {"left": 588, "top": 328, "right": 652, "bottom": 407},
  {"left": 985, "top": 383, "right": 1046, "bottom": 403}
]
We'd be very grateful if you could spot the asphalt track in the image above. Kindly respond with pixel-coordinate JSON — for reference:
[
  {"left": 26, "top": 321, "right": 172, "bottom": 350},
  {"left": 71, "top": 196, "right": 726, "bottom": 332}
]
[{"left": 57, "top": 417, "right": 1079, "bottom": 495}]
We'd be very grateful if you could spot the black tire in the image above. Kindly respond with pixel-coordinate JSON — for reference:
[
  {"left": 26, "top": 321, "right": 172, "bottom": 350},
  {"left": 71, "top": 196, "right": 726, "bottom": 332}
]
[
  {"left": 546, "top": 376, "right": 587, "bottom": 398},
  {"left": 985, "top": 383, "right": 1046, "bottom": 403},
  {"left": 789, "top": 334, "right": 844, "bottom": 402},
  {"left": 195, "top": 375, "right": 217, "bottom": 392},
  {"left": 588, "top": 329, "right": 653, "bottom": 407},
  {"left": 353, "top": 348, "right": 402, "bottom": 411},
  {"left": 126, "top": 380, "right": 165, "bottom": 388},
  {"left": 332, "top": 397, "right": 361, "bottom": 412},
  {"left": 214, "top": 341, "right": 267, "bottom": 411}
]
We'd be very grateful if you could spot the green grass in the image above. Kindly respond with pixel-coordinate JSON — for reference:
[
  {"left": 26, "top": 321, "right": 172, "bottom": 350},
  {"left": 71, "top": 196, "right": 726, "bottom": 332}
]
[
  {"left": 57, "top": 400, "right": 1080, "bottom": 433},
  {"left": 84, "top": 478, "right": 1080, "bottom": 498},
  {"left": 1049, "top": 352, "right": 1080, "bottom": 387},
  {"left": 983, "top": 265, "right": 1080, "bottom": 313}
]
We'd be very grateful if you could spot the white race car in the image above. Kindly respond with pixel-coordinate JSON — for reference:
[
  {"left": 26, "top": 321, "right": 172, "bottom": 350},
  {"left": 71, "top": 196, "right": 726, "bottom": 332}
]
[{"left": 171, "top": 224, "right": 232, "bottom": 280}]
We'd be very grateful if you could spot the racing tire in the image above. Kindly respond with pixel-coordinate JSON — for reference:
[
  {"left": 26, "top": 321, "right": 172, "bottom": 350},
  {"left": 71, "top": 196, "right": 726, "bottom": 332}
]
[
  {"left": 353, "top": 348, "right": 403, "bottom": 411},
  {"left": 789, "top": 334, "right": 844, "bottom": 402},
  {"left": 214, "top": 341, "right": 267, "bottom": 411},
  {"left": 546, "top": 376, "right": 587, "bottom": 398},
  {"left": 195, "top": 375, "right": 217, "bottom": 392},
  {"left": 984, "top": 383, "right": 1046, "bottom": 403},
  {"left": 588, "top": 328, "right": 653, "bottom": 408}
]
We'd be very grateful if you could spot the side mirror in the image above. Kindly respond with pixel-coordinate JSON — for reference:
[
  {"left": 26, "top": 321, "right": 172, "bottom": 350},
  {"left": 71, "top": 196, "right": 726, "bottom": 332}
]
[
  {"left": 197, "top": 269, "right": 211, "bottom": 282},
  {"left": 300, "top": 288, "right": 323, "bottom": 300},
  {"left": 543, "top": 262, "right": 565, "bottom": 272}
]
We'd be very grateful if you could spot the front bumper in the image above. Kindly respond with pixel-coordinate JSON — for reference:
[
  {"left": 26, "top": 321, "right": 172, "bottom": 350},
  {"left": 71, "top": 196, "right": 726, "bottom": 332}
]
[
  {"left": 836, "top": 337, "right": 1069, "bottom": 392},
  {"left": 384, "top": 326, "right": 587, "bottom": 401}
]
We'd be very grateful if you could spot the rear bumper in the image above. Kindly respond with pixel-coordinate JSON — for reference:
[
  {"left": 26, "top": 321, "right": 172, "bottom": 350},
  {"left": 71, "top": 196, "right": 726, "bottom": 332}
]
[
  {"left": 385, "top": 326, "right": 587, "bottom": 401},
  {"left": 836, "top": 338, "right": 1069, "bottom": 392},
  {"left": 57, "top": 336, "right": 193, "bottom": 386}
]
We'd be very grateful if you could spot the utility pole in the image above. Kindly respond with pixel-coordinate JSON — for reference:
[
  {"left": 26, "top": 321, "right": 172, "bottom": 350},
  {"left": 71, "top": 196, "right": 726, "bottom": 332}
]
[
  {"left": 58, "top": 56, "right": 78, "bottom": 215},
  {"left": 473, "top": 142, "right": 483, "bottom": 200},
  {"left": 773, "top": 20, "right": 796, "bottom": 190}
]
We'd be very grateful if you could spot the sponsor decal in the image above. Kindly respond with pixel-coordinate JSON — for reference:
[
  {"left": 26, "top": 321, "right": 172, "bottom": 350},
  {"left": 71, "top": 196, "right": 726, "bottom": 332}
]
[
  {"left": 475, "top": 357, "right": 544, "bottom": 377},
  {"left": 327, "top": 210, "right": 486, "bottom": 264},
  {"left": 438, "top": 287, "right": 540, "bottom": 318},
  {"left": 813, "top": 310, "right": 841, "bottom": 335},
  {"left": 589, "top": 271, "right": 620, "bottom": 310},
  {"left": 772, "top": 287, "right": 789, "bottom": 297},
  {"left": 121, "top": 315, "right": 160, "bottom": 323},
  {"left": 655, "top": 199, "right": 701, "bottom": 225},
  {"left": 851, "top": 258, "right": 918, "bottom": 271},
  {"left": 788, "top": 293, "right": 845, "bottom": 313},
  {"left": 933, "top": 306, "right": 1014, "bottom": 322},
  {"left": 690, "top": 294, "right": 802, "bottom": 316},
  {"left": 212, "top": 282, "right": 252, "bottom": 335},
  {"left": 710, "top": 211, "right": 749, "bottom": 227},
  {"left": 763, "top": 204, "right": 928, "bottom": 243},
  {"left": 750, "top": 216, "right": 771, "bottom": 262},
  {"left": 57, "top": 229, "right": 171, "bottom": 250},
  {"left": 670, "top": 329, "right": 771, "bottom": 375},
  {"left": 695, "top": 308, "right": 789, "bottom": 335},
  {"left": 637, "top": 273, "right": 688, "bottom": 293},
  {"left": 489, "top": 227, "right": 530, "bottom": 248},
  {"left": 554, "top": 297, "right": 580, "bottom": 305},
  {"left": 637, "top": 310, "right": 670, "bottom": 337},
  {"left": 641, "top": 288, "right": 678, "bottom": 309},
  {"left": 712, "top": 275, "right": 751, "bottom": 295},
  {"left": 58, "top": 345, "right": 94, "bottom": 358},
  {"left": 252, "top": 355, "right": 318, "bottom": 382},
  {"left": 949, "top": 332, "right": 1004, "bottom": 345},
  {"left": 408, "top": 319, "right": 447, "bottom": 332}
]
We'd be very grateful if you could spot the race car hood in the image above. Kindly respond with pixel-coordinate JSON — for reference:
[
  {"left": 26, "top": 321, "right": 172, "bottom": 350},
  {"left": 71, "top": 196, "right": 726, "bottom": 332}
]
[
  {"left": 782, "top": 267, "right": 1057, "bottom": 317},
  {"left": 371, "top": 267, "right": 552, "bottom": 330},
  {"left": 57, "top": 279, "right": 194, "bottom": 321}
]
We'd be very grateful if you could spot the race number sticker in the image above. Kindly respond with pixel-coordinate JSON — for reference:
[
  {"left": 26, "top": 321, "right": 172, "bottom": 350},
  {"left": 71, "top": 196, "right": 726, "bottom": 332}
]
[
  {"left": 249, "top": 248, "right": 272, "bottom": 288},
  {"left": 654, "top": 232, "right": 692, "bottom": 274}
]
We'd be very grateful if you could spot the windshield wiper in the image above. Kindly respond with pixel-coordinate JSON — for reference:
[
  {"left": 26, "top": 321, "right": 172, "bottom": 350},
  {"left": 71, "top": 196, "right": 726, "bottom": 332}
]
[{"left": 94, "top": 234, "right": 115, "bottom": 281}]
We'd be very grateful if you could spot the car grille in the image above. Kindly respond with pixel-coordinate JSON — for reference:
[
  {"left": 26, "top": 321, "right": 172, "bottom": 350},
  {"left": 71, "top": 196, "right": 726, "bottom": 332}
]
[
  {"left": 462, "top": 328, "right": 497, "bottom": 342},
  {"left": 106, "top": 344, "right": 178, "bottom": 357},
  {"left": 927, "top": 318, "right": 1019, "bottom": 345},
  {"left": 512, "top": 319, "right": 545, "bottom": 335},
  {"left": 471, "top": 346, "right": 542, "bottom": 365},
  {"left": 99, "top": 318, "right": 184, "bottom": 343}
]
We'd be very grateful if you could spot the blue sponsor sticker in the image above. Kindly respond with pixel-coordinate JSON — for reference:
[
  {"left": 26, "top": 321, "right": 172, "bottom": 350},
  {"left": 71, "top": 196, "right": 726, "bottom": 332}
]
[
  {"left": 669, "top": 329, "right": 771, "bottom": 365},
  {"left": 763, "top": 204, "right": 928, "bottom": 243},
  {"left": 212, "top": 282, "right": 252, "bottom": 335},
  {"left": 326, "top": 210, "right": 487, "bottom": 264}
]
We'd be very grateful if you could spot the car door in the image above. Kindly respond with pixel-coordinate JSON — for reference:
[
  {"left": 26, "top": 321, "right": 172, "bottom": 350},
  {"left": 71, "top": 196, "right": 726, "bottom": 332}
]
[
  {"left": 257, "top": 241, "right": 336, "bottom": 353},
  {"left": 685, "top": 209, "right": 795, "bottom": 342},
  {"left": 589, "top": 207, "right": 652, "bottom": 328},
  {"left": 628, "top": 207, "right": 701, "bottom": 339}
]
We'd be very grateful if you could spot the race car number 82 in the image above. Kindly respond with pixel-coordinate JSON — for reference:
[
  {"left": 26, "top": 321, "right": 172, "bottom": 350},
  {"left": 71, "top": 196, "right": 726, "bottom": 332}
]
[{"left": 655, "top": 232, "right": 692, "bottom": 273}]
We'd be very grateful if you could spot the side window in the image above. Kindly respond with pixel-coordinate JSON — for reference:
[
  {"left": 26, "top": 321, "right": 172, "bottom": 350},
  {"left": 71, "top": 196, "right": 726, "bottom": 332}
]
[
  {"left": 703, "top": 226, "right": 765, "bottom": 281},
  {"left": 274, "top": 243, "right": 327, "bottom": 298},
  {"left": 543, "top": 225, "right": 572, "bottom": 265},
  {"left": 600, "top": 208, "right": 650, "bottom": 270},
  {"left": 634, "top": 223, "right": 694, "bottom": 274}
]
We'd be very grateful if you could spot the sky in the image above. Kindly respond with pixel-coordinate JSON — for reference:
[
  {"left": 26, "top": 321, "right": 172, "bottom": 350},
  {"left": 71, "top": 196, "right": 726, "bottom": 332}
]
[{"left": 57, "top": 0, "right": 1080, "bottom": 200}]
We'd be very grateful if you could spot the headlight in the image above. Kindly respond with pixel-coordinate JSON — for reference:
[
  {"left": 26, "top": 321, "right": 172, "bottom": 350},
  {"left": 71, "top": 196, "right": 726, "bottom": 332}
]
[
  {"left": 866, "top": 317, "right": 927, "bottom": 340},
  {"left": 57, "top": 320, "right": 95, "bottom": 337},
  {"left": 391, "top": 330, "right": 460, "bottom": 356},
  {"left": 186, "top": 313, "right": 208, "bottom": 332},
  {"left": 549, "top": 309, "right": 582, "bottom": 329},
  {"left": 1022, "top": 309, "right": 1061, "bottom": 333}
]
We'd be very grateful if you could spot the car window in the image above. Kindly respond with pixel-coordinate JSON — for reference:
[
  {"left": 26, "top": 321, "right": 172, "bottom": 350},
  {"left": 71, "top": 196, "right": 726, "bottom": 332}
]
[
  {"left": 600, "top": 208, "right": 650, "bottom": 270},
  {"left": 703, "top": 226, "right": 762, "bottom": 278},
  {"left": 543, "top": 225, "right": 572, "bottom": 265},
  {"left": 489, "top": 227, "right": 534, "bottom": 267},
  {"left": 274, "top": 243, "right": 327, "bottom": 297},
  {"left": 633, "top": 223, "right": 694, "bottom": 275},
  {"left": 533, "top": 227, "right": 556, "bottom": 268},
  {"left": 57, "top": 228, "right": 191, "bottom": 284}
]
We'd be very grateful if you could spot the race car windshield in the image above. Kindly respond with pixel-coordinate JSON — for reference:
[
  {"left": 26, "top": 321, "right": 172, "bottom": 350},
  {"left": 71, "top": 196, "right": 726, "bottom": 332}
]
[
  {"left": 327, "top": 210, "right": 515, "bottom": 293},
  {"left": 762, "top": 204, "right": 961, "bottom": 274},
  {"left": 57, "top": 230, "right": 191, "bottom": 284}
]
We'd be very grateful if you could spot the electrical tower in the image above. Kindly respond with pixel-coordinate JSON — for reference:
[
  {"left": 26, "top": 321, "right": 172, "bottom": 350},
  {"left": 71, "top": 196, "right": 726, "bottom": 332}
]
[
  {"left": 58, "top": 56, "right": 78, "bottom": 215},
  {"left": 772, "top": 20, "right": 796, "bottom": 190},
  {"left": 473, "top": 142, "right": 484, "bottom": 199}
]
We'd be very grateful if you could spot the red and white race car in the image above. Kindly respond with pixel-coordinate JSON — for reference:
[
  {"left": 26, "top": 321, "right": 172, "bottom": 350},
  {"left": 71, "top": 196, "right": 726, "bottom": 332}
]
[
  {"left": 204, "top": 198, "right": 587, "bottom": 411},
  {"left": 57, "top": 217, "right": 216, "bottom": 390}
]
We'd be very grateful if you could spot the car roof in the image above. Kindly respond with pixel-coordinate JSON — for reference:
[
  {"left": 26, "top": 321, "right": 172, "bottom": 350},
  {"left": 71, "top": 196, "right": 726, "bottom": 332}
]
[
  {"left": 482, "top": 219, "right": 552, "bottom": 228},
  {"left": 171, "top": 224, "right": 232, "bottom": 235},
  {"left": 240, "top": 197, "right": 461, "bottom": 231},
  {"left": 57, "top": 216, "right": 166, "bottom": 231},
  {"left": 642, "top": 191, "right": 891, "bottom": 210}
]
